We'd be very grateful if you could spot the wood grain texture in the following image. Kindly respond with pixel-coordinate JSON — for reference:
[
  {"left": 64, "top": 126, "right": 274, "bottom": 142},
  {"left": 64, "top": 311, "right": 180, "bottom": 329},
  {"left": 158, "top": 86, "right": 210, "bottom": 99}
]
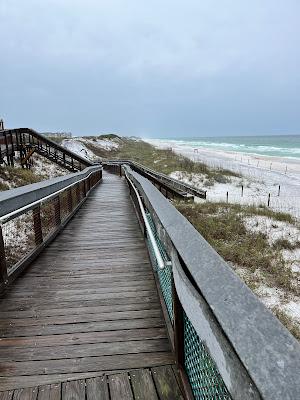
[
  {"left": 13, "top": 388, "right": 38, "bottom": 400},
  {"left": 108, "top": 373, "right": 133, "bottom": 400},
  {"left": 130, "top": 369, "right": 159, "bottom": 400},
  {"left": 62, "top": 380, "right": 85, "bottom": 400},
  {"left": 0, "top": 366, "right": 184, "bottom": 399},
  {"left": 86, "top": 377, "right": 109, "bottom": 400},
  {"left": 37, "top": 384, "right": 61, "bottom": 400},
  {"left": 0, "top": 172, "right": 173, "bottom": 390},
  {"left": 152, "top": 366, "right": 184, "bottom": 400}
]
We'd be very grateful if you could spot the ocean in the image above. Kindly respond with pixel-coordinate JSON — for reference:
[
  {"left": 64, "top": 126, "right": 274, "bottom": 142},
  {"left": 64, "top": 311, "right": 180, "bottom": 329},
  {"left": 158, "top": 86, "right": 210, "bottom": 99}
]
[{"left": 157, "top": 135, "right": 300, "bottom": 160}]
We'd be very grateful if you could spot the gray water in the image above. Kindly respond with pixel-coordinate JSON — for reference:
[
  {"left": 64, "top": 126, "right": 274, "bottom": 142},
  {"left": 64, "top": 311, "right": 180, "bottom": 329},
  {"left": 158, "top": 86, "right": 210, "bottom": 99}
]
[{"left": 163, "top": 135, "right": 300, "bottom": 159}]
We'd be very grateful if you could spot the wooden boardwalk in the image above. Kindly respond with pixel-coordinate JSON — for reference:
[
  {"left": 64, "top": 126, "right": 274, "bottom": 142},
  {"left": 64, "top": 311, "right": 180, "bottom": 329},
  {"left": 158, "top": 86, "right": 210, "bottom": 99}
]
[
  {"left": 0, "top": 366, "right": 184, "bottom": 400},
  {"left": 0, "top": 172, "right": 179, "bottom": 395}
]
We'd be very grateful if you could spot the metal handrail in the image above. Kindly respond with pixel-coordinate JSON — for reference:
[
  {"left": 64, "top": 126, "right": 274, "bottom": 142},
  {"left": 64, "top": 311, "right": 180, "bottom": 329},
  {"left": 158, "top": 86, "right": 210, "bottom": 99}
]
[
  {"left": 0, "top": 168, "right": 100, "bottom": 224},
  {"left": 123, "top": 168, "right": 166, "bottom": 270}
]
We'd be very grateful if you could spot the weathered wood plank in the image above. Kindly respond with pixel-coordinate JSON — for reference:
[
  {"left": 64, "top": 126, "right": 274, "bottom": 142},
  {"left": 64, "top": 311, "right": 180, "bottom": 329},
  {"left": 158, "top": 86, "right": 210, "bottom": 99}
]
[
  {"left": 0, "top": 317, "right": 165, "bottom": 338},
  {"left": 0, "top": 296, "right": 159, "bottom": 314},
  {"left": 0, "top": 327, "right": 167, "bottom": 348},
  {"left": 152, "top": 366, "right": 184, "bottom": 400},
  {"left": 37, "top": 384, "right": 61, "bottom": 400},
  {"left": 130, "top": 369, "right": 158, "bottom": 400},
  {"left": 86, "top": 377, "right": 109, "bottom": 400},
  {"left": 0, "top": 391, "right": 13, "bottom": 400},
  {"left": 0, "top": 302, "right": 159, "bottom": 320},
  {"left": 0, "top": 353, "right": 175, "bottom": 376},
  {"left": 1, "top": 289, "right": 158, "bottom": 305},
  {"left": 13, "top": 388, "right": 38, "bottom": 400},
  {"left": 108, "top": 373, "right": 133, "bottom": 400},
  {"left": 62, "top": 380, "right": 85, "bottom": 400},
  {"left": 0, "top": 309, "right": 163, "bottom": 328},
  {"left": 0, "top": 338, "right": 170, "bottom": 362}
]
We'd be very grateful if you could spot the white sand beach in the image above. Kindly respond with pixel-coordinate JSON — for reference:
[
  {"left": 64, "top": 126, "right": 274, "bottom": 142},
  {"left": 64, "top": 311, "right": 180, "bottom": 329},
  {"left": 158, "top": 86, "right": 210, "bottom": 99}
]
[{"left": 145, "top": 138, "right": 300, "bottom": 218}]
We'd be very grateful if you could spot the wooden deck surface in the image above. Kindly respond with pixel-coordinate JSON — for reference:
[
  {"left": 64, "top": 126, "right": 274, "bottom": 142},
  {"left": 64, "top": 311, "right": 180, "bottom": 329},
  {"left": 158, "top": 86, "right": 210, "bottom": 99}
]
[
  {"left": 0, "top": 365, "right": 184, "bottom": 400},
  {"left": 0, "top": 172, "right": 175, "bottom": 391}
]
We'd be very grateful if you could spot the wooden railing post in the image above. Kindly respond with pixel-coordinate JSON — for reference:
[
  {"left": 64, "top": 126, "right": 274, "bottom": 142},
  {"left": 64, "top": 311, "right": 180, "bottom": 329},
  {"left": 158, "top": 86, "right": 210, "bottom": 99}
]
[
  {"left": 0, "top": 225, "right": 8, "bottom": 285},
  {"left": 76, "top": 183, "right": 80, "bottom": 204},
  {"left": 33, "top": 205, "right": 43, "bottom": 245},
  {"left": 54, "top": 195, "right": 61, "bottom": 226},
  {"left": 68, "top": 188, "right": 73, "bottom": 213}
]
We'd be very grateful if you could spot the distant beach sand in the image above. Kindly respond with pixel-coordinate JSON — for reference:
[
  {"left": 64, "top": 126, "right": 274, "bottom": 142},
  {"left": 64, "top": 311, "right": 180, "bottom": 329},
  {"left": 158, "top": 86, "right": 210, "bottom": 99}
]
[{"left": 145, "top": 138, "right": 300, "bottom": 218}]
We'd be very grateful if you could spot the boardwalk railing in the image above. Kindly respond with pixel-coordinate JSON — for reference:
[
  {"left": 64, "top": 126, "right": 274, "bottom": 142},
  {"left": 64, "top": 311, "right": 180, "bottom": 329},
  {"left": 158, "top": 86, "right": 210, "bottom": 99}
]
[
  {"left": 0, "top": 128, "right": 93, "bottom": 171},
  {"left": 123, "top": 164, "right": 300, "bottom": 400},
  {"left": 104, "top": 160, "right": 207, "bottom": 200},
  {"left": 0, "top": 166, "right": 102, "bottom": 291}
]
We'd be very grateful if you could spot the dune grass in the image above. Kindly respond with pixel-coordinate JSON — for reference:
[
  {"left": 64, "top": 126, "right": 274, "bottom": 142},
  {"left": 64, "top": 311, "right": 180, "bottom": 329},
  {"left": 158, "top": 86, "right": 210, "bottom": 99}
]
[
  {"left": 175, "top": 201, "right": 299, "bottom": 296},
  {"left": 112, "top": 139, "right": 241, "bottom": 183},
  {"left": 0, "top": 166, "right": 47, "bottom": 191}
]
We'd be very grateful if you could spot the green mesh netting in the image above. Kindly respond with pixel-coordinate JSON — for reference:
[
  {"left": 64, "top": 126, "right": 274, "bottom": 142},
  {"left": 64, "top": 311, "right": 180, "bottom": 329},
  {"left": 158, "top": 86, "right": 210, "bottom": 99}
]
[
  {"left": 145, "top": 211, "right": 231, "bottom": 399},
  {"left": 183, "top": 312, "right": 232, "bottom": 399},
  {"left": 146, "top": 212, "right": 173, "bottom": 322}
]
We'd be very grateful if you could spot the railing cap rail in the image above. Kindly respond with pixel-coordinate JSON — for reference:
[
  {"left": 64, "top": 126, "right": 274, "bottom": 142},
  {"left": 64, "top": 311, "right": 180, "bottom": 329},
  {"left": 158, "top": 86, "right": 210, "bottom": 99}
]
[
  {"left": 124, "top": 165, "right": 300, "bottom": 400},
  {"left": 0, "top": 165, "right": 101, "bottom": 218}
]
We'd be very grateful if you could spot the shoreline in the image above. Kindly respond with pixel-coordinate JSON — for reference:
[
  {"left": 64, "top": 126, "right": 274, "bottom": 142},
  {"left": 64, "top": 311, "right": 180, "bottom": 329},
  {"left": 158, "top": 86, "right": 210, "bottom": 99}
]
[
  {"left": 144, "top": 138, "right": 300, "bottom": 219},
  {"left": 145, "top": 138, "right": 300, "bottom": 176}
]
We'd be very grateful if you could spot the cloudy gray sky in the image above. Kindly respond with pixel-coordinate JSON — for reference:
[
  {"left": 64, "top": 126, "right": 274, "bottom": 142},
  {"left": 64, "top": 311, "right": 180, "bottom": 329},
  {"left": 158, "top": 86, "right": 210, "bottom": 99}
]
[{"left": 1, "top": 0, "right": 299, "bottom": 137}]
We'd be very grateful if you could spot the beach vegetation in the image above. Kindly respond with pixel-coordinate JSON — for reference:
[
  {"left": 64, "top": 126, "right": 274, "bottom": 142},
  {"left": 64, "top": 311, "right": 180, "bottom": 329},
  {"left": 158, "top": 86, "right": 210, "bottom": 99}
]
[
  {"left": 110, "top": 139, "right": 241, "bottom": 183},
  {"left": 272, "top": 307, "right": 300, "bottom": 340},
  {"left": 273, "top": 238, "right": 300, "bottom": 251},
  {"left": 175, "top": 200, "right": 300, "bottom": 338},
  {"left": 0, "top": 166, "right": 46, "bottom": 191}
]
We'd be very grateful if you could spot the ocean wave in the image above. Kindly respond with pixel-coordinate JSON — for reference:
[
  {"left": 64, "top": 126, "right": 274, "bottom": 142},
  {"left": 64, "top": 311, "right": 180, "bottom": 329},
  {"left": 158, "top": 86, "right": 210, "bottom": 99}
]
[{"left": 154, "top": 138, "right": 300, "bottom": 159}]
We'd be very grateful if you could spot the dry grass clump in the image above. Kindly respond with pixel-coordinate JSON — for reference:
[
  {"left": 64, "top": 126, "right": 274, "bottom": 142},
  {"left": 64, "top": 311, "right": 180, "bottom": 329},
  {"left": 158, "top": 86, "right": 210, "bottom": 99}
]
[
  {"left": 0, "top": 181, "right": 9, "bottom": 191},
  {"left": 273, "top": 238, "right": 300, "bottom": 251},
  {"left": 0, "top": 166, "right": 46, "bottom": 191},
  {"left": 272, "top": 307, "right": 300, "bottom": 340}
]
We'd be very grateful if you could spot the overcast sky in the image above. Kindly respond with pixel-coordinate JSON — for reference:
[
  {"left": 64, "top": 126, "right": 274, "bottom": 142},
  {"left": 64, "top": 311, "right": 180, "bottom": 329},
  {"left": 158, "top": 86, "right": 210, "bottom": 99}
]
[{"left": 1, "top": 1, "right": 300, "bottom": 137}]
